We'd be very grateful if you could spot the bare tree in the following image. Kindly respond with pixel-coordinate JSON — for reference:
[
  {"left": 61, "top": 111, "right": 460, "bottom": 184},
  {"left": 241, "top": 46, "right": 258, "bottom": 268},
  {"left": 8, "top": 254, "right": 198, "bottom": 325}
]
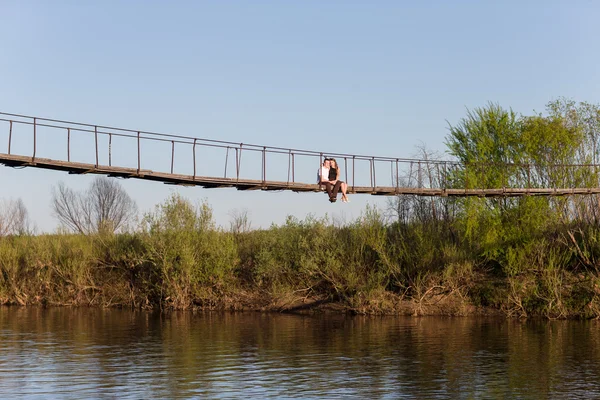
[
  {"left": 52, "top": 177, "right": 137, "bottom": 234},
  {"left": 88, "top": 177, "right": 137, "bottom": 233},
  {"left": 0, "top": 198, "right": 31, "bottom": 236},
  {"left": 386, "top": 143, "right": 457, "bottom": 225},
  {"left": 52, "top": 182, "right": 87, "bottom": 234},
  {"left": 228, "top": 208, "right": 252, "bottom": 234}
]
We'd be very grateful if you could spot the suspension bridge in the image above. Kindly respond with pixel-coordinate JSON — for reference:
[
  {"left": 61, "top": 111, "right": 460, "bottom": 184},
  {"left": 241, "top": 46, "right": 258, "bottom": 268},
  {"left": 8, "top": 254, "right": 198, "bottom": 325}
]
[{"left": 2, "top": 111, "right": 600, "bottom": 197}]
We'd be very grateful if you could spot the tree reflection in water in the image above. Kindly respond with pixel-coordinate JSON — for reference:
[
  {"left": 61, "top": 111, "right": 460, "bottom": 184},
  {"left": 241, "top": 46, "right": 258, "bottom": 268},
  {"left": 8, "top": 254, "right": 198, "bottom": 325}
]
[{"left": 1, "top": 307, "right": 599, "bottom": 399}]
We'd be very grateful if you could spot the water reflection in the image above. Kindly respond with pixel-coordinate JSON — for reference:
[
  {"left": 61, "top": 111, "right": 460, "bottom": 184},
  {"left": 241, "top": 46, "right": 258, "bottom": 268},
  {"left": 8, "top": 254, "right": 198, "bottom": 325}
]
[{"left": 1, "top": 307, "right": 599, "bottom": 399}]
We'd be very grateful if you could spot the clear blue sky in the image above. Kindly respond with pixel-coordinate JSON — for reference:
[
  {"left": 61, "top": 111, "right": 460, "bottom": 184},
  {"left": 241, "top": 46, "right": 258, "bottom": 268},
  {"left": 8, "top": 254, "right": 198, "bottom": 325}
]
[{"left": 1, "top": 1, "right": 599, "bottom": 232}]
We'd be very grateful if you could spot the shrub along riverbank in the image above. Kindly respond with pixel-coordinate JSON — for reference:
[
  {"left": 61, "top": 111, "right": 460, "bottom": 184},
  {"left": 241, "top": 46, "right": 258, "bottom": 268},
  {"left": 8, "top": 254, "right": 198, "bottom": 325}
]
[{"left": 2, "top": 194, "right": 600, "bottom": 319}]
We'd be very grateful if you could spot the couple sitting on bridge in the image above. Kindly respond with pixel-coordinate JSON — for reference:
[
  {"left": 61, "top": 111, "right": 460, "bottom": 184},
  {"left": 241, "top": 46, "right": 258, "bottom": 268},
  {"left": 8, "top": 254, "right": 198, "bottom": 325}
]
[{"left": 318, "top": 157, "right": 350, "bottom": 203}]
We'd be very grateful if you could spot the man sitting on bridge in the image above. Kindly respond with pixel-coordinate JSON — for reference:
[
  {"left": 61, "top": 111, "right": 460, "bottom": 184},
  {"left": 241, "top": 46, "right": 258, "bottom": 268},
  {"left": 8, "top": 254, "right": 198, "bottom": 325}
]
[{"left": 317, "top": 158, "right": 342, "bottom": 203}]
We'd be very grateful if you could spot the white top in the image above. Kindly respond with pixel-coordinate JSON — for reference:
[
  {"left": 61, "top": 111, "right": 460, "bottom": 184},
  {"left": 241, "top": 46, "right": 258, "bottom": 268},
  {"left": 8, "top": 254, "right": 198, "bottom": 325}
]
[{"left": 317, "top": 166, "right": 329, "bottom": 183}]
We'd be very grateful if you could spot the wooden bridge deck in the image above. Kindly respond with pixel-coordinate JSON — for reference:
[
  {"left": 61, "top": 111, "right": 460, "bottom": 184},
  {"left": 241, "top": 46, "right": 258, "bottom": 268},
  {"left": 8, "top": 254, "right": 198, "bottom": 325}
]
[{"left": 3, "top": 153, "right": 600, "bottom": 197}]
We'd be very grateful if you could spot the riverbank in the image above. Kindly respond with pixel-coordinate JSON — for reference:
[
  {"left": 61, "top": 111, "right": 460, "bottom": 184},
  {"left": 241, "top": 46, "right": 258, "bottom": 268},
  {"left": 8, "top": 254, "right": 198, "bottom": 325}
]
[{"left": 2, "top": 196, "right": 600, "bottom": 319}]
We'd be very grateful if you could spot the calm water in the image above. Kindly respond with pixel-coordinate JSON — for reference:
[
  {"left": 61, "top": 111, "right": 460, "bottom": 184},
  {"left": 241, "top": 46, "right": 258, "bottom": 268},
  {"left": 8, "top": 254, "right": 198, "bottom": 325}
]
[{"left": 1, "top": 307, "right": 600, "bottom": 399}]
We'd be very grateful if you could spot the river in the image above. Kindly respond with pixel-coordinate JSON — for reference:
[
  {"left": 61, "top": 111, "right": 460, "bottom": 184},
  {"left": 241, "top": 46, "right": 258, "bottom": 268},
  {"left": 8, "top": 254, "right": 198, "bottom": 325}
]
[{"left": 1, "top": 307, "right": 599, "bottom": 399}]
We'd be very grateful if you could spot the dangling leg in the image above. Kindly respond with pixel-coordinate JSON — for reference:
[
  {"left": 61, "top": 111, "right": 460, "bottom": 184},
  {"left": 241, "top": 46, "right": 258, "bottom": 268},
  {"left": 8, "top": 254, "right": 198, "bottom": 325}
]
[
  {"left": 331, "top": 180, "right": 342, "bottom": 201},
  {"left": 325, "top": 182, "right": 336, "bottom": 202},
  {"left": 342, "top": 182, "right": 349, "bottom": 202}
]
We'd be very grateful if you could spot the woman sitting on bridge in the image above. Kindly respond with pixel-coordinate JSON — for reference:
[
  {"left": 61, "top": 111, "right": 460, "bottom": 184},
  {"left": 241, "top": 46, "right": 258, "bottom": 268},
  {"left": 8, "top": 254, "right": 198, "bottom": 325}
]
[{"left": 329, "top": 158, "right": 349, "bottom": 203}]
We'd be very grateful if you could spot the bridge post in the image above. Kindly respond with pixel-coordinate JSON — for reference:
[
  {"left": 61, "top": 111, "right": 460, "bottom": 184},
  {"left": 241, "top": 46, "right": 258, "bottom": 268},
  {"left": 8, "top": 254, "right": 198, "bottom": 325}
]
[
  {"left": 137, "top": 131, "right": 141, "bottom": 174},
  {"left": 371, "top": 157, "right": 376, "bottom": 192},
  {"left": 287, "top": 150, "right": 291, "bottom": 184},
  {"left": 94, "top": 126, "right": 99, "bottom": 168},
  {"left": 8, "top": 120, "right": 12, "bottom": 155},
  {"left": 109, "top": 133, "right": 112, "bottom": 166},
  {"left": 171, "top": 141, "right": 175, "bottom": 174},
  {"left": 67, "top": 128, "right": 71, "bottom": 162},
  {"left": 33, "top": 117, "right": 37, "bottom": 161},
  {"left": 352, "top": 156, "right": 355, "bottom": 192},
  {"left": 235, "top": 145, "right": 242, "bottom": 181},
  {"left": 224, "top": 146, "right": 230, "bottom": 178},
  {"left": 480, "top": 162, "right": 484, "bottom": 190},
  {"left": 344, "top": 157, "right": 348, "bottom": 189},
  {"left": 527, "top": 163, "right": 531, "bottom": 193},
  {"left": 442, "top": 161, "right": 446, "bottom": 190},
  {"left": 369, "top": 158, "right": 373, "bottom": 189},
  {"left": 395, "top": 159, "right": 399, "bottom": 192},
  {"left": 262, "top": 146, "right": 266, "bottom": 184},
  {"left": 465, "top": 163, "right": 469, "bottom": 193},
  {"left": 435, "top": 162, "right": 440, "bottom": 192},
  {"left": 193, "top": 138, "right": 197, "bottom": 180},
  {"left": 318, "top": 153, "right": 323, "bottom": 191}
]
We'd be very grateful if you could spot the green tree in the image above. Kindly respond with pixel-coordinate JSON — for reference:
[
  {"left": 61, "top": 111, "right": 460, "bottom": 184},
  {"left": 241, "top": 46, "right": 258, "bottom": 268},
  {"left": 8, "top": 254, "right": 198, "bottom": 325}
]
[
  {"left": 545, "top": 98, "right": 600, "bottom": 223},
  {"left": 518, "top": 113, "right": 583, "bottom": 189},
  {"left": 445, "top": 103, "right": 521, "bottom": 190},
  {"left": 546, "top": 98, "right": 600, "bottom": 164}
]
